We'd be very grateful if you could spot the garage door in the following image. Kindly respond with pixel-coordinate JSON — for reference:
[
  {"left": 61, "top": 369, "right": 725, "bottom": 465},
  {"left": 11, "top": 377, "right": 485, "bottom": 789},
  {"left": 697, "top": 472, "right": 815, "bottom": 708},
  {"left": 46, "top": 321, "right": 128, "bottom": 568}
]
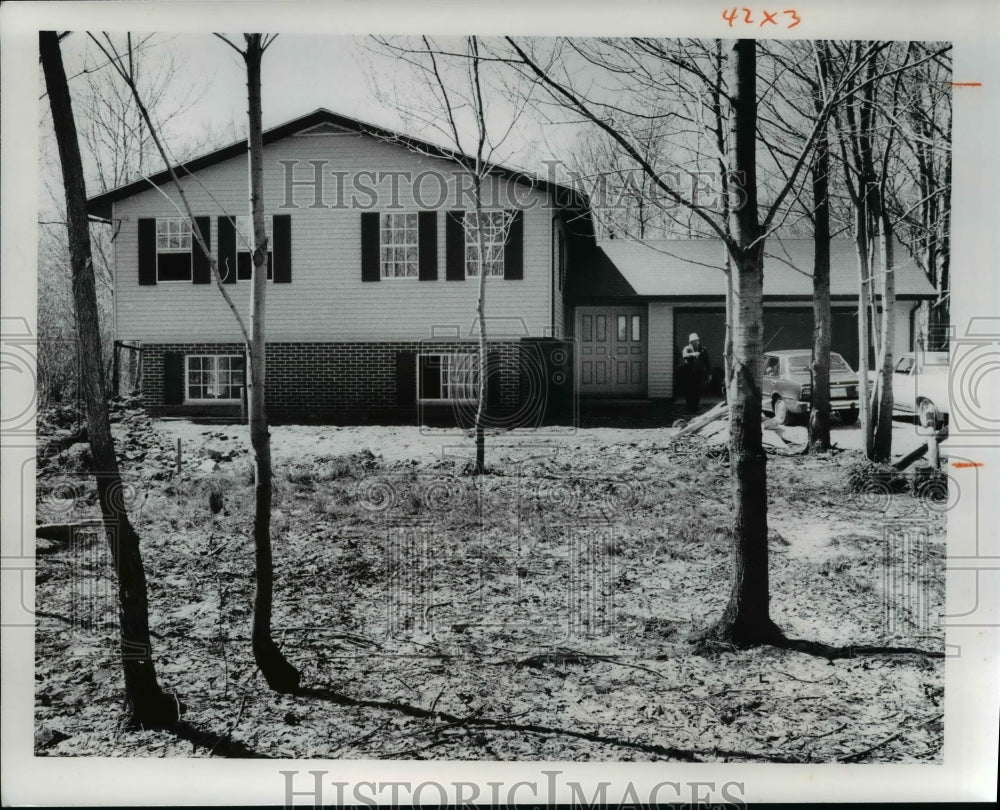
[{"left": 673, "top": 307, "right": 866, "bottom": 377}]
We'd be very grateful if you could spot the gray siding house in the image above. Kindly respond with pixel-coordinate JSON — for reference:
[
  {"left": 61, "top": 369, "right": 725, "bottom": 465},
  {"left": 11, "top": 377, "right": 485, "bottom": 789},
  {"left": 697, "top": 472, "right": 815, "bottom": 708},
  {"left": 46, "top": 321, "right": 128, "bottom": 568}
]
[
  {"left": 87, "top": 109, "right": 588, "bottom": 424},
  {"left": 88, "top": 108, "right": 936, "bottom": 423}
]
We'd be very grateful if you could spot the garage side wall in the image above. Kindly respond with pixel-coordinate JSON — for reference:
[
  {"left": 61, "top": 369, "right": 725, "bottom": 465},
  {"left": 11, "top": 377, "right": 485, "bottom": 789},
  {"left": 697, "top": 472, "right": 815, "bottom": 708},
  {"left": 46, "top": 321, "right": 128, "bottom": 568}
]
[{"left": 647, "top": 302, "right": 674, "bottom": 399}]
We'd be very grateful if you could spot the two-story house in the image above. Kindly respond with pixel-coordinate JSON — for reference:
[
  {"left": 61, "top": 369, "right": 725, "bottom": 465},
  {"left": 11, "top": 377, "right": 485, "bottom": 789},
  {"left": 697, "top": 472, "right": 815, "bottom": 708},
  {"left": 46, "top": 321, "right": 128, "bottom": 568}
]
[
  {"left": 87, "top": 109, "right": 590, "bottom": 425},
  {"left": 87, "top": 108, "right": 936, "bottom": 424}
]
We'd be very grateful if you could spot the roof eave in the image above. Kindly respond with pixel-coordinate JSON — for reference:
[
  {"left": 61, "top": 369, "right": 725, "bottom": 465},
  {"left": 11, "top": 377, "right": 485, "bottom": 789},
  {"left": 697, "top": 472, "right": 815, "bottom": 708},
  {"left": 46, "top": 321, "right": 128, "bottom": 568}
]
[{"left": 85, "top": 107, "right": 587, "bottom": 216}]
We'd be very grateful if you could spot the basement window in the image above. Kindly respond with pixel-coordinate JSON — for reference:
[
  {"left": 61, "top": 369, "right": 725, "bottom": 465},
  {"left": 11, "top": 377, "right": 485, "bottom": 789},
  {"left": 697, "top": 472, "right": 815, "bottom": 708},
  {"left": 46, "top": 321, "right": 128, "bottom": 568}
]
[
  {"left": 418, "top": 353, "right": 478, "bottom": 401},
  {"left": 186, "top": 355, "right": 245, "bottom": 402}
]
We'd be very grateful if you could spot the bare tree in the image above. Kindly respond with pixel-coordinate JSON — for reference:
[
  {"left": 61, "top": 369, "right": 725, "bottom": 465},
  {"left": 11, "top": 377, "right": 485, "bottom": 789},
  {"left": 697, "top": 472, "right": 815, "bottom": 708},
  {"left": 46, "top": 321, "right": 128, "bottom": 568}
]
[
  {"left": 568, "top": 121, "right": 691, "bottom": 240},
  {"left": 829, "top": 41, "right": 949, "bottom": 458},
  {"left": 221, "top": 32, "right": 302, "bottom": 691},
  {"left": 38, "top": 36, "right": 218, "bottom": 403},
  {"left": 90, "top": 31, "right": 299, "bottom": 691},
  {"left": 370, "top": 35, "right": 527, "bottom": 474},
  {"left": 40, "top": 29, "right": 178, "bottom": 728},
  {"left": 755, "top": 40, "right": 840, "bottom": 449},
  {"left": 884, "top": 49, "right": 952, "bottom": 352},
  {"left": 507, "top": 36, "right": 908, "bottom": 644}
]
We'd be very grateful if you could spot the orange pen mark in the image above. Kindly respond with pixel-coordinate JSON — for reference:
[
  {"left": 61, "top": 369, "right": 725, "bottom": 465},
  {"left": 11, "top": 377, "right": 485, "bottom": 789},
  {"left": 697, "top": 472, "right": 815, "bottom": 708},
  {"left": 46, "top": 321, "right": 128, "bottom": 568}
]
[
  {"left": 951, "top": 82, "right": 982, "bottom": 87},
  {"left": 951, "top": 461, "right": 983, "bottom": 468}
]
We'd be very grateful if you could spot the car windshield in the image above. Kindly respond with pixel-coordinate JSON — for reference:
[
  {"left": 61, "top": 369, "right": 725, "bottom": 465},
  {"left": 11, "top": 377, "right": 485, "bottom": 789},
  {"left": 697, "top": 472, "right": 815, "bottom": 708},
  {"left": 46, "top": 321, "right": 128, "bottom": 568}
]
[
  {"left": 829, "top": 353, "right": 852, "bottom": 372},
  {"left": 785, "top": 354, "right": 852, "bottom": 374}
]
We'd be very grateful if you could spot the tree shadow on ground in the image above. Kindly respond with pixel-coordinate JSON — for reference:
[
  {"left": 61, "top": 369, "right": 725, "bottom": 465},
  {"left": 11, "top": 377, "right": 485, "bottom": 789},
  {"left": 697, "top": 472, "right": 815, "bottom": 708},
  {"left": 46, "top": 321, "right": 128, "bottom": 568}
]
[{"left": 293, "top": 683, "right": 808, "bottom": 763}]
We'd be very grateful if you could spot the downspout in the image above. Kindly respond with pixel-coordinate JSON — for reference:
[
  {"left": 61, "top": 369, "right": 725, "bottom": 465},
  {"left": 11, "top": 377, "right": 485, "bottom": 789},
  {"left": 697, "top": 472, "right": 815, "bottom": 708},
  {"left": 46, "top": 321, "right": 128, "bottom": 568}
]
[
  {"left": 548, "top": 190, "right": 554, "bottom": 338},
  {"left": 113, "top": 207, "right": 119, "bottom": 381}
]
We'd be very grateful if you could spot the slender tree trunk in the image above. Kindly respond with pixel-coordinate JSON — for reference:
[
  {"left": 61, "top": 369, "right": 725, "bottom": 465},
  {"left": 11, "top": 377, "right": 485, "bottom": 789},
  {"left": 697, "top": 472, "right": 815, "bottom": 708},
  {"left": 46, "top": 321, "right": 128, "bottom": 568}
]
[
  {"left": 244, "top": 35, "right": 300, "bottom": 692},
  {"left": 723, "top": 256, "right": 735, "bottom": 396},
  {"left": 40, "top": 30, "right": 178, "bottom": 728},
  {"left": 808, "top": 131, "right": 832, "bottom": 450},
  {"left": 873, "top": 219, "right": 895, "bottom": 459},
  {"left": 855, "top": 206, "right": 874, "bottom": 460},
  {"left": 473, "top": 182, "right": 487, "bottom": 474},
  {"left": 704, "top": 39, "right": 782, "bottom": 644},
  {"left": 932, "top": 254, "right": 949, "bottom": 350}
]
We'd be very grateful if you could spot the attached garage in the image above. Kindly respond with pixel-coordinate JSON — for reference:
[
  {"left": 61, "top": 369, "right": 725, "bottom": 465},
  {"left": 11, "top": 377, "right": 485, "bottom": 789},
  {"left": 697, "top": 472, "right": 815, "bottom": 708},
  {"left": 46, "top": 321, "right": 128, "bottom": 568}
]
[
  {"left": 672, "top": 305, "right": 869, "bottom": 391},
  {"left": 567, "top": 238, "right": 936, "bottom": 402}
]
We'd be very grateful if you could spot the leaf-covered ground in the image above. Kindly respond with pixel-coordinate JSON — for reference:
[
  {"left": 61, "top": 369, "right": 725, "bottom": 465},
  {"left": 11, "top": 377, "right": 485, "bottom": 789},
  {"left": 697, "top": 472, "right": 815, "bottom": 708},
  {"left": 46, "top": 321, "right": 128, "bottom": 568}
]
[{"left": 34, "top": 414, "right": 945, "bottom": 761}]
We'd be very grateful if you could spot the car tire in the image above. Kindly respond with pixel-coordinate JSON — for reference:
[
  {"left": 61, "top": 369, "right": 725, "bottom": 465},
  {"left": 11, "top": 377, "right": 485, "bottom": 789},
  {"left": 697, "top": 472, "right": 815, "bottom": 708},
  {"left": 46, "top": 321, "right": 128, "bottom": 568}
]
[
  {"left": 773, "top": 396, "right": 789, "bottom": 426},
  {"left": 917, "top": 398, "right": 939, "bottom": 429}
]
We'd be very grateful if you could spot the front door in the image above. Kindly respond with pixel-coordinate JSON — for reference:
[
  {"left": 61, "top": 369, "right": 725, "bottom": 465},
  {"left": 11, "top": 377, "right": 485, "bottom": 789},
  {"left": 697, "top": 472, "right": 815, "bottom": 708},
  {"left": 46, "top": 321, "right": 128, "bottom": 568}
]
[{"left": 575, "top": 305, "right": 647, "bottom": 396}]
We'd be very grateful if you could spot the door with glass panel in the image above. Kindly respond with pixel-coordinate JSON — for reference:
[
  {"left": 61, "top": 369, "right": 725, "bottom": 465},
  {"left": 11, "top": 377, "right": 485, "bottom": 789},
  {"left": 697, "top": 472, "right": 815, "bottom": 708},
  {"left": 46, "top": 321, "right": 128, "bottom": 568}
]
[{"left": 575, "top": 305, "right": 647, "bottom": 396}]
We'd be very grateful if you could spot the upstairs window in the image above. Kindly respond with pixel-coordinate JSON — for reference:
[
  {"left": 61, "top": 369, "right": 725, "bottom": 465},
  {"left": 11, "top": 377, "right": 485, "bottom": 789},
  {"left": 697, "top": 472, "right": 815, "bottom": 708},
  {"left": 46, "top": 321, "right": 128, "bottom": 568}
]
[
  {"left": 465, "top": 211, "right": 507, "bottom": 278},
  {"left": 380, "top": 212, "right": 419, "bottom": 278},
  {"left": 235, "top": 215, "right": 273, "bottom": 281},
  {"left": 156, "top": 217, "right": 193, "bottom": 281}
]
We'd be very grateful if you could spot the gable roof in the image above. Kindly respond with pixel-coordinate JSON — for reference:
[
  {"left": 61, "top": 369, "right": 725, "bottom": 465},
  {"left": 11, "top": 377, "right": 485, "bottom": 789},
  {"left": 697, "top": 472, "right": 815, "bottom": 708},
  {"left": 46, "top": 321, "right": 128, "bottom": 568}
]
[
  {"left": 86, "top": 108, "right": 588, "bottom": 220},
  {"left": 570, "top": 238, "right": 936, "bottom": 300}
]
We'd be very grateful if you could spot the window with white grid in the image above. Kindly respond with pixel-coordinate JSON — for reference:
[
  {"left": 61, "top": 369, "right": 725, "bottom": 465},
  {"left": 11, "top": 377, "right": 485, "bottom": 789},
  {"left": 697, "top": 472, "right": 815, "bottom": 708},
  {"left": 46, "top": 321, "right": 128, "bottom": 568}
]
[
  {"left": 186, "top": 355, "right": 245, "bottom": 402},
  {"left": 155, "top": 217, "right": 193, "bottom": 281},
  {"left": 418, "top": 353, "right": 478, "bottom": 401},
  {"left": 235, "top": 215, "right": 272, "bottom": 251},
  {"left": 156, "top": 217, "right": 192, "bottom": 251},
  {"left": 235, "top": 216, "right": 273, "bottom": 281},
  {"left": 380, "top": 212, "right": 419, "bottom": 278},
  {"left": 465, "top": 211, "right": 506, "bottom": 277}
]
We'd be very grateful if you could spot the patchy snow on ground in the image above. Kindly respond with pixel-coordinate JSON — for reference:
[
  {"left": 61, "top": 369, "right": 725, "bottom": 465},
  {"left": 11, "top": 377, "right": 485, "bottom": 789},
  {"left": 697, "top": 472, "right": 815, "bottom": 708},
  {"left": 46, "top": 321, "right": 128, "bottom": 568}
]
[{"left": 35, "top": 414, "right": 945, "bottom": 761}]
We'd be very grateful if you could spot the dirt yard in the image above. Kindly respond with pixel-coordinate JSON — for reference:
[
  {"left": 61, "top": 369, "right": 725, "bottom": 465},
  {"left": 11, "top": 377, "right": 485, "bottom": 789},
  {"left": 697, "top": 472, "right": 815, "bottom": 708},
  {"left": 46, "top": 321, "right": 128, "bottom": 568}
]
[{"left": 34, "top": 411, "right": 945, "bottom": 761}]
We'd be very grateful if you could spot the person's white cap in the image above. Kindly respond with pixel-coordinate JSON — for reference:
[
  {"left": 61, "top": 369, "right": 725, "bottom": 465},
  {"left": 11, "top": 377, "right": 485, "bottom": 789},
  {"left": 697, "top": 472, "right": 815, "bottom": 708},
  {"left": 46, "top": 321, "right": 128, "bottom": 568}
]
[{"left": 689, "top": 333, "right": 700, "bottom": 342}]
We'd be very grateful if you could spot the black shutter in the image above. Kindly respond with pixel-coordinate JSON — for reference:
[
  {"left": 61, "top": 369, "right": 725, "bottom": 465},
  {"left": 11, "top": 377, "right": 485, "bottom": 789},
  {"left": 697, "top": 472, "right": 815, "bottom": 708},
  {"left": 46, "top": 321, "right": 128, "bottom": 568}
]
[
  {"left": 504, "top": 210, "right": 524, "bottom": 280},
  {"left": 138, "top": 218, "right": 157, "bottom": 285},
  {"left": 192, "top": 216, "right": 212, "bottom": 284},
  {"left": 418, "top": 211, "right": 437, "bottom": 281},
  {"left": 163, "top": 352, "right": 184, "bottom": 406},
  {"left": 361, "top": 211, "right": 381, "bottom": 282},
  {"left": 217, "top": 216, "right": 237, "bottom": 284},
  {"left": 446, "top": 211, "right": 466, "bottom": 281},
  {"left": 395, "top": 350, "right": 417, "bottom": 411},
  {"left": 272, "top": 214, "right": 292, "bottom": 283},
  {"left": 486, "top": 348, "right": 503, "bottom": 414}
]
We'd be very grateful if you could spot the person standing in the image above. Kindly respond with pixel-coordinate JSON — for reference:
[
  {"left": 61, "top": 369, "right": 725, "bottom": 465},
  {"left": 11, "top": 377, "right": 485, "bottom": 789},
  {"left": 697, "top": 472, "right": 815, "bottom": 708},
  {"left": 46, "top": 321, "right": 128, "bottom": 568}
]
[{"left": 681, "top": 332, "right": 711, "bottom": 412}]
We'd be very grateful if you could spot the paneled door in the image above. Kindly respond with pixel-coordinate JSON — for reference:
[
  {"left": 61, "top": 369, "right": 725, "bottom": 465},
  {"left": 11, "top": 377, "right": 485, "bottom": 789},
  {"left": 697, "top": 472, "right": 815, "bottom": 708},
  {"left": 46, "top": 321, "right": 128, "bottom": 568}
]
[{"left": 575, "top": 305, "right": 647, "bottom": 396}]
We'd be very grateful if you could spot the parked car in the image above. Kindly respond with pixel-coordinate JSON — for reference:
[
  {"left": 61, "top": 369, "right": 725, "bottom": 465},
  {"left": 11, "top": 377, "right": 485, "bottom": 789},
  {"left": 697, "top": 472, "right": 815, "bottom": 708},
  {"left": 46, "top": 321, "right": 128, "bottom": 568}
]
[
  {"left": 891, "top": 351, "right": 950, "bottom": 427},
  {"left": 761, "top": 350, "right": 861, "bottom": 426}
]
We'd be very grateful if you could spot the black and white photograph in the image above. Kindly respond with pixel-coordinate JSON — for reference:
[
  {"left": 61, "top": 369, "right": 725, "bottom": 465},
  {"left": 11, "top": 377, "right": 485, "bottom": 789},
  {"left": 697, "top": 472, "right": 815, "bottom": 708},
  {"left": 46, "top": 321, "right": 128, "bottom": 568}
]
[{"left": 2, "top": 1, "right": 998, "bottom": 805}]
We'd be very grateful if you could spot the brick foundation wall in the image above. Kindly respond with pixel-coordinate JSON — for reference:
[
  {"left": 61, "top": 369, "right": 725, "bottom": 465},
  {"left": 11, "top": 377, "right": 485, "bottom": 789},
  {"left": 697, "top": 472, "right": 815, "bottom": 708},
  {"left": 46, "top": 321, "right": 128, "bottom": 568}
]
[{"left": 140, "top": 340, "right": 524, "bottom": 424}]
